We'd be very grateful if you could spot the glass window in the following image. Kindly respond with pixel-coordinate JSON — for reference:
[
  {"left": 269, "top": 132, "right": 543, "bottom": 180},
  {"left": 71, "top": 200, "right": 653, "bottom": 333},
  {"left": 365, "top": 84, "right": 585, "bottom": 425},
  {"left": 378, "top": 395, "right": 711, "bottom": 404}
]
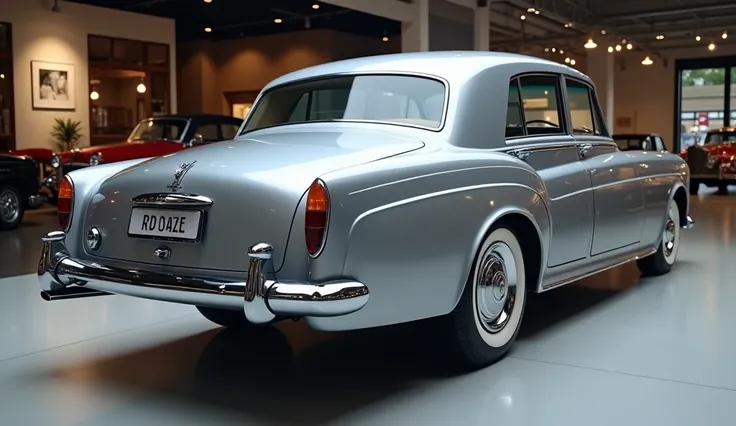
[
  {"left": 506, "top": 79, "right": 524, "bottom": 138},
  {"left": 221, "top": 124, "right": 240, "bottom": 140},
  {"left": 654, "top": 136, "right": 666, "bottom": 151},
  {"left": 128, "top": 118, "right": 188, "bottom": 142},
  {"left": 705, "top": 131, "right": 736, "bottom": 144},
  {"left": 518, "top": 75, "right": 564, "bottom": 136},
  {"left": 565, "top": 79, "right": 601, "bottom": 135},
  {"left": 243, "top": 75, "right": 446, "bottom": 134},
  {"left": 194, "top": 124, "right": 219, "bottom": 141}
]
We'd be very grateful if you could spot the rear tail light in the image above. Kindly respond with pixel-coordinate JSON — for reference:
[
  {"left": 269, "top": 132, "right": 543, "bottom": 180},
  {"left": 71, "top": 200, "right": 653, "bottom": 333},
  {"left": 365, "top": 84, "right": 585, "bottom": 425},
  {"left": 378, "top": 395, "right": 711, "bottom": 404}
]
[
  {"left": 305, "top": 179, "right": 329, "bottom": 257},
  {"left": 57, "top": 176, "right": 74, "bottom": 231}
]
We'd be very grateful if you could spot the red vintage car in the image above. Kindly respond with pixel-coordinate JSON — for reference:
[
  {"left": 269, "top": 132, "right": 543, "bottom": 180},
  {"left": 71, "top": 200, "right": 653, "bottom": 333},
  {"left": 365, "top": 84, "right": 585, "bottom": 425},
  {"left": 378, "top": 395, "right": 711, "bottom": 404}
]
[
  {"left": 679, "top": 127, "right": 736, "bottom": 194},
  {"left": 45, "top": 114, "right": 243, "bottom": 200}
]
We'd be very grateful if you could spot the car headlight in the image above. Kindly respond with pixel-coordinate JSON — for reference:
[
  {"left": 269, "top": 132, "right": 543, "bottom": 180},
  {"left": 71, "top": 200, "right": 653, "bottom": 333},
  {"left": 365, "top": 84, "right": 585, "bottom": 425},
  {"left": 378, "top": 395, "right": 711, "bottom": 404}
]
[
  {"left": 89, "top": 152, "right": 103, "bottom": 166},
  {"left": 50, "top": 154, "right": 61, "bottom": 169}
]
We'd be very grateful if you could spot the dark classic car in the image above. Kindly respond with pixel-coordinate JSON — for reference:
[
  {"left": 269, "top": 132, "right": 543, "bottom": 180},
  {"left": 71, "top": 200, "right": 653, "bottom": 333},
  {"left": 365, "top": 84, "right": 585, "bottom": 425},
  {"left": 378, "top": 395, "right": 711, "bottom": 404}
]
[
  {"left": 0, "top": 153, "right": 45, "bottom": 230},
  {"left": 613, "top": 133, "right": 668, "bottom": 152},
  {"left": 678, "top": 127, "right": 736, "bottom": 194},
  {"left": 45, "top": 114, "right": 244, "bottom": 200}
]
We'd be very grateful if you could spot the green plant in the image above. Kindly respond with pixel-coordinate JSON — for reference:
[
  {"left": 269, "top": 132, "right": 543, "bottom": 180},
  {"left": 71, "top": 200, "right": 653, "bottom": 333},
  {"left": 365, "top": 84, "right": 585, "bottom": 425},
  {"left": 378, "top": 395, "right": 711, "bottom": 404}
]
[{"left": 50, "top": 118, "right": 83, "bottom": 151}]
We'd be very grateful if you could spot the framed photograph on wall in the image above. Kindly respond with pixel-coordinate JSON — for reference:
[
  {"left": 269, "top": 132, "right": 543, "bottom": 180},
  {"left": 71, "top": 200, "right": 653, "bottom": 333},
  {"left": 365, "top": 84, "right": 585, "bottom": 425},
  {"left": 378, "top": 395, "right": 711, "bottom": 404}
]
[{"left": 31, "top": 60, "right": 75, "bottom": 110}]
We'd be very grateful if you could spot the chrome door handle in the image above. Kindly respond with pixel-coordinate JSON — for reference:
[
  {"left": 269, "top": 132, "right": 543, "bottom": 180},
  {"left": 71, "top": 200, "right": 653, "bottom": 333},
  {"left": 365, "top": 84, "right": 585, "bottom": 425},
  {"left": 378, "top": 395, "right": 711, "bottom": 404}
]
[
  {"left": 578, "top": 144, "right": 593, "bottom": 158},
  {"left": 510, "top": 149, "right": 531, "bottom": 162}
]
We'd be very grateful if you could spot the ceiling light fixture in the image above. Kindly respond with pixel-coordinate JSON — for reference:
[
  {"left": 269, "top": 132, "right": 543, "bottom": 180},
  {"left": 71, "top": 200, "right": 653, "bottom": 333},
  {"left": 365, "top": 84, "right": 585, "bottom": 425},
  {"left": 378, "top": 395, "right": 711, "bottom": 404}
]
[
  {"left": 312, "top": 3, "right": 320, "bottom": 9},
  {"left": 520, "top": 15, "right": 526, "bottom": 20},
  {"left": 204, "top": 27, "right": 212, "bottom": 32},
  {"left": 382, "top": 36, "right": 388, "bottom": 42},
  {"left": 274, "top": 18, "right": 283, "bottom": 23},
  {"left": 622, "top": 39, "right": 627, "bottom": 44},
  {"left": 709, "top": 42, "right": 716, "bottom": 51},
  {"left": 551, "top": 47, "right": 556, "bottom": 52},
  {"left": 527, "top": 7, "right": 535, "bottom": 12},
  {"left": 584, "top": 38, "right": 597, "bottom": 48},
  {"left": 570, "top": 59, "right": 576, "bottom": 66},
  {"left": 564, "top": 22, "right": 573, "bottom": 28},
  {"left": 615, "top": 45, "right": 622, "bottom": 51},
  {"left": 544, "top": 47, "right": 549, "bottom": 52},
  {"left": 601, "top": 29, "right": 606, "bottom": 35},
  {"left": 203, "top": 0, "right": 212, "bottom": 3},
  {"left": 559, "top": 49, "right": 564, "bottom": 54},
  {"left": 722, "top": 31, "right": 728, "bottom": 39},
  {"left": 607, "top": 46, "right": 613, "bottom": 53},
  {"left": 656, "top": 34, "right": 664, "bottom": 40},
  {"left": 535, "top": 10, "right": 540, "bottom": 14},
  {"left": 90, "top": 90, "right": 100, "bottom": 100},
  {"left": 564, "top": 57, "right": 570, "bottom": 63},
  {"left": 0, "top": 74, "right": 4, "bottom": 79},
  {"left": 642, "top": 56, "right": 653, "bottom": 65},
  {"left": 695, "top": 35, "right": 701, "bottom": 41},
  {"left": 626, "top": 43, "right": 633, "bottom": 50}
]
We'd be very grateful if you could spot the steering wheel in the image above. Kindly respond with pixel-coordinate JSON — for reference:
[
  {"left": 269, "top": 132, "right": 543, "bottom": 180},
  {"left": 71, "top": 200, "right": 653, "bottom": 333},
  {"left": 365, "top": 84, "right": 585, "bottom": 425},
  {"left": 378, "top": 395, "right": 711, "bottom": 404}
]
[{"left": 526, "top": 119, "right": 559, "bottom": 127}]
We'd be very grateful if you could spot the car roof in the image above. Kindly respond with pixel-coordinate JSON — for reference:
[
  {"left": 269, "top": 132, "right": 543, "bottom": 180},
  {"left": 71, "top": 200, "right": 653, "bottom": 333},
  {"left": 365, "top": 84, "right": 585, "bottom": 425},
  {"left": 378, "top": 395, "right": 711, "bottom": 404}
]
[{"left": 264, "top": 51, "right": 591, "bottom": 91}]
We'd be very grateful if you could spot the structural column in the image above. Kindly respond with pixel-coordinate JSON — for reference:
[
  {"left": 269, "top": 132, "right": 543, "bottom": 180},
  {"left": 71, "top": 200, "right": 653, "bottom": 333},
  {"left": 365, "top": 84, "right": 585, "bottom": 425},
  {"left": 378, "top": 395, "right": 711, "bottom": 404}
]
[
  {"left": 473, "top": 3, "right": 489, "bottom": 51},
  {"left": 585, "top": 47, "right": 615, "bottom": 131},
  {"left": 401, "top": 0, "right": 430, "bottom": 52}
]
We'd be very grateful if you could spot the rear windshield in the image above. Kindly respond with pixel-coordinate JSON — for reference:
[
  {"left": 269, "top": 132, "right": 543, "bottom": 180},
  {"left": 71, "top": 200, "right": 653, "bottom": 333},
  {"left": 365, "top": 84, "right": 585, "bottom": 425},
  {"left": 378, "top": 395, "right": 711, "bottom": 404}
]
[
  {"left": 242, "top": 74, "right": 446, "bottom": 134},
  {"left": 705, "top": 131, "right": 736, "bottom": 144}
]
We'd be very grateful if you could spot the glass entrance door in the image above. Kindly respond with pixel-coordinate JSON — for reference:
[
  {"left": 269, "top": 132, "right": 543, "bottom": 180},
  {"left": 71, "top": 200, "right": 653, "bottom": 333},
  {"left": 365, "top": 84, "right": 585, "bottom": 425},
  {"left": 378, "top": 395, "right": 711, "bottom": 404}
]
[{"left": 678, "top": 67, "right": 728, "bottom": 150}]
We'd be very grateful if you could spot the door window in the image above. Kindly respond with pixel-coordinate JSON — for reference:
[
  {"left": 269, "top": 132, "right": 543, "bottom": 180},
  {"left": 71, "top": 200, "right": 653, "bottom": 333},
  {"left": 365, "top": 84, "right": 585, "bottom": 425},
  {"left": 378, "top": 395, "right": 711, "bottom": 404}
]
[
  {"left": 506, "top": 79, "right": 524, "bottom": 138},
  {"left": 654, "top": 136, "right": 666, "bottom": 151},
  {"left": 193, "top": 123, "right": 219, "bottom": 142},
  {"left": 565, "top": 79, "right": 603, "bottom": 135},
  {"left": 517, "top": 75, "right": 564, "bottom": 136}
]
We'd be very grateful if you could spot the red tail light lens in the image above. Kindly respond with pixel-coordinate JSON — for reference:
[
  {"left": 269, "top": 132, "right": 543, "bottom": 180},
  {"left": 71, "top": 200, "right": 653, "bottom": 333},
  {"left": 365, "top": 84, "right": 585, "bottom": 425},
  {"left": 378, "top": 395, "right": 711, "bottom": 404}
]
[
  {"left": 305, "top": 179, "right": 329, "bottom": 257},
  {"left": 57, "top": 176, "right": 74, "bottom": 230}
]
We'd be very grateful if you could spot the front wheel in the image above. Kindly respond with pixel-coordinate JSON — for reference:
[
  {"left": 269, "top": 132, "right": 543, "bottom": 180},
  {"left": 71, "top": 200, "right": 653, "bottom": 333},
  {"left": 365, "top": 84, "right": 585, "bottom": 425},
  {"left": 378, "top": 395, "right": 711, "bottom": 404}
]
[
  {"left": 0, "top": 185, "right": 25, "bottom": 230},
  {"left": 437, "top": 227, "right": 527, "bottom": 371},
  {"left": 637, "top": 197, "right": 681, "bottom": 276}
]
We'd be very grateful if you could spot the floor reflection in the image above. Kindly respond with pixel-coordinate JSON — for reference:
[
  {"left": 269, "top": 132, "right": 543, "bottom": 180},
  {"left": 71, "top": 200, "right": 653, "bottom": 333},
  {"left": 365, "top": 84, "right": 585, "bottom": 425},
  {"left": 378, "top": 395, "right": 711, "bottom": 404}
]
[{"left": 0, "top": 207, "right": 57, "bottom": 279}]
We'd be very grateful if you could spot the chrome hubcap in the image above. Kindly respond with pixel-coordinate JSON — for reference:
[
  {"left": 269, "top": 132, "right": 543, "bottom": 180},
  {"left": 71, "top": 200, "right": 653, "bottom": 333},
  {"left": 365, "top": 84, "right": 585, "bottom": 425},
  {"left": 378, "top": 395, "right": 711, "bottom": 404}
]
[
  {"left": 663, "top": 206, "right": 676, "bottom": 257},
  {"left": 0, "top": 189, "right": 19, "bottom": 223},
  {"left": 476, "top": 242, "right": 518, "bottom": 334}
]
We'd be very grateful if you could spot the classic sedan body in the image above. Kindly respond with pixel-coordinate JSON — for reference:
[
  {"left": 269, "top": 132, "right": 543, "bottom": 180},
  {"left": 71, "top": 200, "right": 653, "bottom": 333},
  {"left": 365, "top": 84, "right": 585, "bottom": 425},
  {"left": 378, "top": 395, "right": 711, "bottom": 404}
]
[
  {"left": 679, "top": 127, "right": 736, "bottom": 194},
  {"left": 37, "top": 51, "right": 693, "bottom": 370},
  {"left": 0, "top": 153, "right": 44, "bottom": 230},
  {"left": 45, "top": 114, "right": 243, "bottom": 200}
]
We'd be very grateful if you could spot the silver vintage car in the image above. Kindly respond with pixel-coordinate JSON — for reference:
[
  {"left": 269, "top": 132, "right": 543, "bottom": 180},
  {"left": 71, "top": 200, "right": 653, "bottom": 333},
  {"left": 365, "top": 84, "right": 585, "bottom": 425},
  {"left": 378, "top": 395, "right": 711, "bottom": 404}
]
[{"left": 38, "top": 51, "right": 693, "bottom": 370}]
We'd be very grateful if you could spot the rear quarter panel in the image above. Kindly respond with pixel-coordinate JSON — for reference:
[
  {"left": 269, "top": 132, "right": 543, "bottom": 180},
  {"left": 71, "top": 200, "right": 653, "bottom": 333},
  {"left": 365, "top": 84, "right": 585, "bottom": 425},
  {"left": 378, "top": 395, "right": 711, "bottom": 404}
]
[{"left": 300, "top": 150, "right": 551, "bottom": 331}]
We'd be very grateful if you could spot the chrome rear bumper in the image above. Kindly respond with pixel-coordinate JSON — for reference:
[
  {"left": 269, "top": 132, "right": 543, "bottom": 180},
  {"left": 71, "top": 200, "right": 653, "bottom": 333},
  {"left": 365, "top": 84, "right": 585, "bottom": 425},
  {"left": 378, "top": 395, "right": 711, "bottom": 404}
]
[{"left": 37, "top": 231, "right": 370, "bottom": 324}]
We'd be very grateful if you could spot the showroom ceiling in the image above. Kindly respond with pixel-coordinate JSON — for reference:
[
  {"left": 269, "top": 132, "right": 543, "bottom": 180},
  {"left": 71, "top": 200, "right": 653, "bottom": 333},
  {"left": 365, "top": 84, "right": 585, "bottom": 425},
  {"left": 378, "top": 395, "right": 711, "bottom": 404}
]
[
  {"left": 65, "top": 0, "right": 401, "bottom": 41},
  {"left": 491, "top": 0, "right": 736, "bottom": 56}
]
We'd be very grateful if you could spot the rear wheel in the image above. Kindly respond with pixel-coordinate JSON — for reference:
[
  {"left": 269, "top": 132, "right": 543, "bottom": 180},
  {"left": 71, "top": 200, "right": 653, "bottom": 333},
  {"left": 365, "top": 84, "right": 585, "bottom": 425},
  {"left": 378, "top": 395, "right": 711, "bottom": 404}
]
[
  {"left": 0, "top": 185, "right": 24, "bottom": 230},
  {"left": 197, "top": 306, "right": 274, "bottom": 329},
  {"left": 637, "top": 197, "right": 680, "bottom": 276},
  {"left": 438, "top": 227, "right": 527, "bottom": 371}
]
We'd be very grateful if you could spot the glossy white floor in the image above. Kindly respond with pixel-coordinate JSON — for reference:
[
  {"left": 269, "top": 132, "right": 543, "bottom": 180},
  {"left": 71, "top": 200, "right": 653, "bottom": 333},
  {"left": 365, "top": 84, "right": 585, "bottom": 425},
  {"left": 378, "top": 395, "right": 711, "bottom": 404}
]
[{"left": 1, "top": 191, "right": 735, "bottom": 425}]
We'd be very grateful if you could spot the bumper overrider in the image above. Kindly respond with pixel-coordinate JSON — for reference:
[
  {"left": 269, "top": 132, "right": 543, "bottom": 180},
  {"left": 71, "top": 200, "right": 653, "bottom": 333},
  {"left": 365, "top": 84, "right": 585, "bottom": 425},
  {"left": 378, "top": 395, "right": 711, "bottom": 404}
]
[{"left": 37, "top": 231, "right": 370, "bottom": 324}]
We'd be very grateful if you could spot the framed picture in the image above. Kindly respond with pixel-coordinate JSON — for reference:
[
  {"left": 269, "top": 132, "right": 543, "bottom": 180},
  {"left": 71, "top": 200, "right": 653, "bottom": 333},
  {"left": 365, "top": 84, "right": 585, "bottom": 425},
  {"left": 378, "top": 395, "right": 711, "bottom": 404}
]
[{"left": 31, "top": 60, "right": 75, "bottom": 110}]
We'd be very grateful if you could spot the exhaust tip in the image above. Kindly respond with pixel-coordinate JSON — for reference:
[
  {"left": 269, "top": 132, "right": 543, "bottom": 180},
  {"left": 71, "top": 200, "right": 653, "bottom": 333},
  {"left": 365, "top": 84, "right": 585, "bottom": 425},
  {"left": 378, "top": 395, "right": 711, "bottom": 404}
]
[{"left": 40, "top": 291, "right": 52, "bottom": 301}]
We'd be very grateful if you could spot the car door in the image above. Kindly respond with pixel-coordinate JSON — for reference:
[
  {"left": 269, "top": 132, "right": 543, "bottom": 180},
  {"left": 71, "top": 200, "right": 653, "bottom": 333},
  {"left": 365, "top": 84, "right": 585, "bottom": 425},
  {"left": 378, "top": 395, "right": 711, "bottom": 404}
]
[
  {"left": 507, "top": 75, "right": 595, "bottom": 267},
  {"left": 563, "top": 77, "right": 645, "bottom": 256}
]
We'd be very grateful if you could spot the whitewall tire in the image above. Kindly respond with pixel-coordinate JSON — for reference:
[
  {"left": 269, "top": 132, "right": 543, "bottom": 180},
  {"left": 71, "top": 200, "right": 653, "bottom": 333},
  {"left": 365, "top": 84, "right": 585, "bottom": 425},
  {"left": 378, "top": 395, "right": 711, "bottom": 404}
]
[
  {"left": 637, "top": 197, "right": 681, "bottom": 276},
  {"left": 440, "top": 226, "right": 528, "bottom": 370}
]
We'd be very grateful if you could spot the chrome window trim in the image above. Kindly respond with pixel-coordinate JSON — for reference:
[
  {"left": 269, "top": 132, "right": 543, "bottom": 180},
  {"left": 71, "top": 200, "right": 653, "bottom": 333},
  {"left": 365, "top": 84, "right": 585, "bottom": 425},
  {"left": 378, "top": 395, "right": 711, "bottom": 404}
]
[{"left": 237, "top": 71, "right": 451, "bottom": 136}]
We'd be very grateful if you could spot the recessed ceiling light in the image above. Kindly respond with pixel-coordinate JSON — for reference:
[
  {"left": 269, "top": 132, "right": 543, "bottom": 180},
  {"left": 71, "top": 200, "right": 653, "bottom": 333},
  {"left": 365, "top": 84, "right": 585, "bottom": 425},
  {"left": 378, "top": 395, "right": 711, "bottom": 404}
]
[
  {"left": 626, "top": 43, "right": 633, "bottom": 50},
  {"left": 274, "top": 18, "right": 283, "bottom": 23},
  {"left": 203, "top": 0, "right": 212, "bottom": 3},
  {"left": 312, "top": 3, "right": 320, "bottom": 9},
  {"left": 570, "top": 59, "right": 576, "bottom": 66},
  {"left": 615, "top": 44, "right": 622, "bottom": 51},
  {"left": 204, "top": 27, "right": 212, "bottom": 32},
  {"left": 695, "top": 35, "right": 701, "bottom": 41},
  {"left": 520, "top": 15, "right": 526, "bottom": 20},
  {"left": 0, "top": 74, "right": 4, "bottom": 79},
  {"left": 608, "top": 46, "right": 614, "bottom": 53},
  {"left": 709, "top": 42, "right": 716, "bottom": 51},
  {"left": 722, "top": 31, "right": 728, "bottom": 39},
  {"left": 656, "top": 34, "right": 664, "bottom": 40},
  {"left": 382, "top": 36, "right": 388, "bottom": 42},
  {"left": 601, "top": 29, "right": 606, "bottom": 35}
]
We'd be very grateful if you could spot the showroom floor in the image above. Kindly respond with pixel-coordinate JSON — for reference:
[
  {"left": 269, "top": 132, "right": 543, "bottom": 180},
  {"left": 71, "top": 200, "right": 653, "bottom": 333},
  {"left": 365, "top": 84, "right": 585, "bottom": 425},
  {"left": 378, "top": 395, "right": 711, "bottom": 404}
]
[{"left": 1, "top": 193, "right": 735, "bottom": 425}]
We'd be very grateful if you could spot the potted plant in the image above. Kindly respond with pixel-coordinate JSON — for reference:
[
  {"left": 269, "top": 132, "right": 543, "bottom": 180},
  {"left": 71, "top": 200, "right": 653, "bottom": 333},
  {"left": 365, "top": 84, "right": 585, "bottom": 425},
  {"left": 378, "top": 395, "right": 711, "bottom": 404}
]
[{"left": 50, "top": 118, "right": 83, "bottom": 152}]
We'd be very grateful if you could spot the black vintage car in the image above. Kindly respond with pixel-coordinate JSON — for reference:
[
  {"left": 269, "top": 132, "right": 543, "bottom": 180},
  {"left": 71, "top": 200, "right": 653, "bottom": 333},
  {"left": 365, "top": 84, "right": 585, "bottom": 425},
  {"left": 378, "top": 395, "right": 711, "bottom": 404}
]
[
  {"left": 612, "top": 133, "right": 669, "bottom": 152},
  {"left": 0, "top": 153, "right": 45, "bottom": 230}
]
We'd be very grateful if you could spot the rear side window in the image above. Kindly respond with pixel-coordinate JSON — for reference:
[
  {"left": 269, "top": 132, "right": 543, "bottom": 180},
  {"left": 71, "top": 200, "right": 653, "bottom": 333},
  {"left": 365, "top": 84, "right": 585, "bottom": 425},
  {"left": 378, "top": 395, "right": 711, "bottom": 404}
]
[
  {"left": 506, "top": 79, "right": 524, "bottom": 138},
  {"left": 565, "top": 79, "right": 604, "bottom": 136},
  {"left": 517, "top": 75, "right": 565, "bottom": 136}
]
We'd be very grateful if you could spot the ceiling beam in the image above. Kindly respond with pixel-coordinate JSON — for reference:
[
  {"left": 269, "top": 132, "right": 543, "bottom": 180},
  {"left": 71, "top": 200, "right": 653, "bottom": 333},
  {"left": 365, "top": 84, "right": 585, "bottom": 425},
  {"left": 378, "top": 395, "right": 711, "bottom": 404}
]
[
  {"left": 320, "top": 0, "right": 415, "bottom": 22},
  {"left": 599, "top": 2, "right": 736, "bottom": 22}
]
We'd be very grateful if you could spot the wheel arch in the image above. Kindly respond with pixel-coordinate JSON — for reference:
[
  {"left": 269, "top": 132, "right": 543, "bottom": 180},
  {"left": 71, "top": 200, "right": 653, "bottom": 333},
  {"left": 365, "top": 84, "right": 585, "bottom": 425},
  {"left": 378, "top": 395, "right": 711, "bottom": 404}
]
[{"left": 672, "top": 183, "right": 689, "bottom": 228}]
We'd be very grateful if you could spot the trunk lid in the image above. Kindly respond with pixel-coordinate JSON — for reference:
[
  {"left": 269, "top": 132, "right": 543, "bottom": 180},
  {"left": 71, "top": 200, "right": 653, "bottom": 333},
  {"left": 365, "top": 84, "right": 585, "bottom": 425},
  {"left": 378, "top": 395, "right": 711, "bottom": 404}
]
[{"left": 83, "top": 127, "right": 424, "bottom": 272}]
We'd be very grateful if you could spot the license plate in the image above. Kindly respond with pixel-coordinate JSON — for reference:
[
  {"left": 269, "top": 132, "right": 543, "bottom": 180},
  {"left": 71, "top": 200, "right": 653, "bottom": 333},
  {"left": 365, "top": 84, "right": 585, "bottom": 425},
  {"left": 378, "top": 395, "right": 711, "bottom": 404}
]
[{"left": 128, "top": 208, "right": 202, "bottom": 241}]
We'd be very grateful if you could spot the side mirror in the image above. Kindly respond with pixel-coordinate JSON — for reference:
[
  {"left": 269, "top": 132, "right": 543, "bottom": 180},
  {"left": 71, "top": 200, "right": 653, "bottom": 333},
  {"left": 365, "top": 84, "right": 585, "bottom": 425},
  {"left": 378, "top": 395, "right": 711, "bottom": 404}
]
[{"left": 187, "top": 133, "right": 204, "bottom": 147}]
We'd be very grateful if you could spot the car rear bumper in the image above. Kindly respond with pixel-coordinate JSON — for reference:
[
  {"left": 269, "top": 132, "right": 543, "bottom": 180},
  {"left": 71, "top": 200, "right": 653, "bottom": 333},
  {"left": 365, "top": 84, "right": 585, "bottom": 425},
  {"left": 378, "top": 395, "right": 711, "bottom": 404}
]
[{"left": 37, "top": 231, "right": 370, "bottom": 324}]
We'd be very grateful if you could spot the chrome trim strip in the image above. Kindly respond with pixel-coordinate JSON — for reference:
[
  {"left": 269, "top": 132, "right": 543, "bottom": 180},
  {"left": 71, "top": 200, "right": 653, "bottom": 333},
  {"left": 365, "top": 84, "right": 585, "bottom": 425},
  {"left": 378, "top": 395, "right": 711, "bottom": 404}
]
[
  {"left": 542, "top": 246, "right": 658, "bottom": 291},
  {"left": 684, "top": 215, "right": 694, "bottom": 229},
  {"left": 37, "top": 232, "right": 370, "bottom": 324},
  {"left": 130, "top": 193, "right": 214, "bottom": 207}
]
